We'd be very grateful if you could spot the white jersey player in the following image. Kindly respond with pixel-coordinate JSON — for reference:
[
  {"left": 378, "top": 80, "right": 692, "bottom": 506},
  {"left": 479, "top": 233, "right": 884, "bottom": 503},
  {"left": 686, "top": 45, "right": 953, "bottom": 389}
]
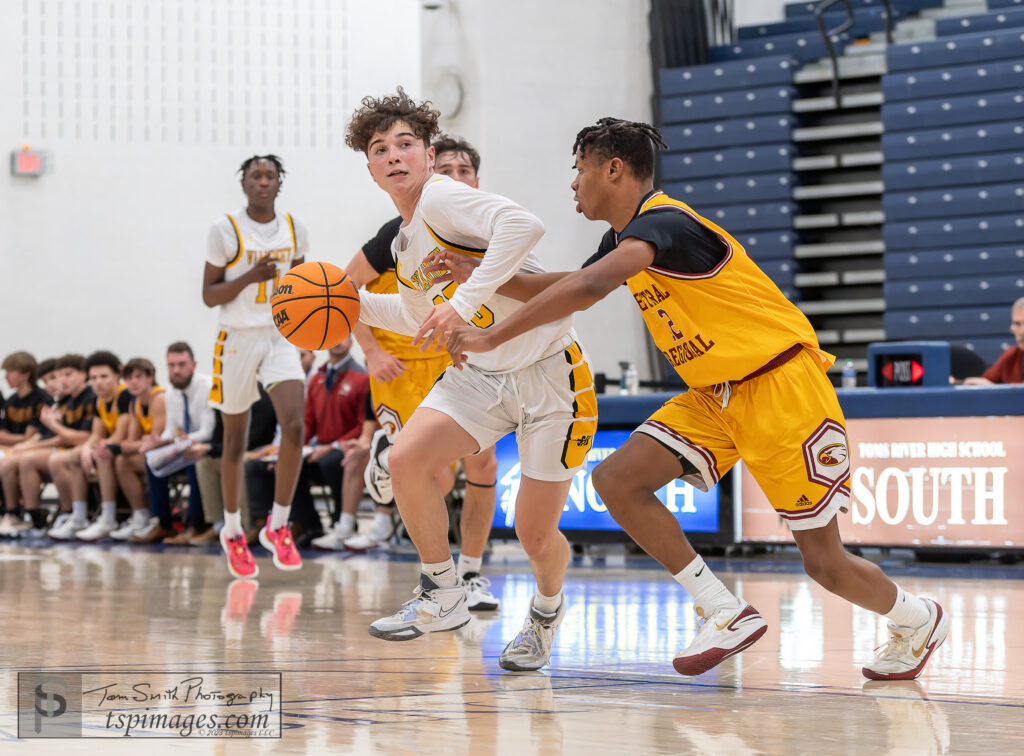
[
  {"left": 202, "top": 154, "right": 307, "bottom": 580},
  {"left": 345, "top": 89, "right": 598, "bottom": 672}
]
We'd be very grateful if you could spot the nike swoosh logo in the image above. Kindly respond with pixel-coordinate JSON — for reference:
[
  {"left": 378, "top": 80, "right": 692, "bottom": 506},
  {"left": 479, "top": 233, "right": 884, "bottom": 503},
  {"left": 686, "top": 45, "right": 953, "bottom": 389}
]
[
  {"left": 913, "top": 630, "right": 934, "bottom": 658},
  {"left": 438, "top": 597, "right": 465, "bottom": 618},
  {"left": 432, "top": 568, "right": 452, "bottom": 576},
  {"left": 695, "top": 566, "right": 705, "bottom": 577}
]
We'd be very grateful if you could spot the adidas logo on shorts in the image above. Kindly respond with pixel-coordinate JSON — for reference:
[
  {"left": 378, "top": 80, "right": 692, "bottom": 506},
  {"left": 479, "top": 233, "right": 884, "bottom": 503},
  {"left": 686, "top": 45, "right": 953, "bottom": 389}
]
[{"left": 794, "top": 494, "right": 813, "bottom": 508}]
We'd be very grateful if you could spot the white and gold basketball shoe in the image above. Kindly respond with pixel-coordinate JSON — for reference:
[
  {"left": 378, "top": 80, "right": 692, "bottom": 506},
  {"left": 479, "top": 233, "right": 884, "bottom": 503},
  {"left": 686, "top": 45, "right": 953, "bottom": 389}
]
[
  {"left": 673, "top": 602, "right": 768, "bottom": 676},
  {"left": 862, "top": 598, "right": 949, "bottom": 680},
  {"left": 369, "top": 573, "right": 470, "bottom": 641}
]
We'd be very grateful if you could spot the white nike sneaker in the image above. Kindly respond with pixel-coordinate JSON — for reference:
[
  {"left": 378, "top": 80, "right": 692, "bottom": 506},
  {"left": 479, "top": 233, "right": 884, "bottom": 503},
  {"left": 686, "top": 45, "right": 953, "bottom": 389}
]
[
  {"left": 363, "top": 428, "right": 394, "bottom": 505},
  {"left": 672, "top": 602, "right": 768, "bottom": 676},
  {"left": 463, "top": 573, "right": 500, "bottom": 611},
  {"left": 311, "top": 520, "right": 355, "bottom": 551},
  {"left": 498, "top": 597, "right": 566, "bottom": 671},
  {"left": 862, "top": 598, "right": 949, "bottom": 681},
  {"left": 76, "top": 518, "right": 116, "bottom": 542},
  {"left": 369, "top": 573, "right": 470, "bottom": 641},
  {"left": 48, "top": 512, "right": 88, "bottom": 541},
  {"left": 0, "top": 513, "right": 17, "bottom": 537}
]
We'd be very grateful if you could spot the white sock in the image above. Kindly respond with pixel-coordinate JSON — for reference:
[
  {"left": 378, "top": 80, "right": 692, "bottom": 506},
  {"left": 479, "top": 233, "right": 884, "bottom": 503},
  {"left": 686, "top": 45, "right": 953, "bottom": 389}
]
[
  {"left": 457, "top": 553, "right": 483, "bottom": 578},
  {"left": 339, "top": 512, "right": 356, "bottom": 532},
  {"left": 132, "top": 509, "right": 150, "bottom": 526},
  {"left": 269, "top": 502, "right": 291, "bottom": 531},
  {"left": 421, "top": 558, "right": 457, "bottom": 588},
  {"left": 673, "top": 555, "right": 740, "bottom": 614},
  {"left": 372, "top": 511, "right": 392, "bottom": 537},
  {"left": 884, "top": 585, "right": 931, "bottom": 628},
  {"left": 99, "top": 501, "right": 116, "bottom": 524},
  {"left": 533, "top": 590, "right": 562, "bottom": 614},
  {"left": 72, "top": 500, "right": 87, "bottom": 522},
  {"left": 222, "top": 510, "right": 243, "bottom": 538}
]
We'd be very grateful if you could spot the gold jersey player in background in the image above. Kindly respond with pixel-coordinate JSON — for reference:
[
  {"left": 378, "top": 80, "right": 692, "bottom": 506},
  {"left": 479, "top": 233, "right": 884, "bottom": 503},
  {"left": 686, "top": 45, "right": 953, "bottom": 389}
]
[{"left": 447, "top": 118, "right": 948, "bottom": 682}]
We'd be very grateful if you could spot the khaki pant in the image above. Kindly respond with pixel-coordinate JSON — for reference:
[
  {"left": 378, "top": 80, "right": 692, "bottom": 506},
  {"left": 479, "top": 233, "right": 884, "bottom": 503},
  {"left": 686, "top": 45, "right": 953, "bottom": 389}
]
[{"left": 195, "top": 456, "right": 250, "bottom": 528}]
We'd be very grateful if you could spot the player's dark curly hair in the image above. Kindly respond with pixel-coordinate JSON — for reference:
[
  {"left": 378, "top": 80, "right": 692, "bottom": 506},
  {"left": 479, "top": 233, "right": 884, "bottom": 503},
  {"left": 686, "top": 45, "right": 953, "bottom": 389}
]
[
  {"left": 238, "top": 154, "right": 286, "bottom": 181},
  {"left": 346, "top": 87, "right": 440, "bottom": 154},
  {"left": 432, "top": 134, "right": 480, "bottom": 173},
  {"left": 572, "top": 118, "right": 669, "bottom": 181},
  {"left": 85, "top": 350, "right": 122, "bottom": 374}
]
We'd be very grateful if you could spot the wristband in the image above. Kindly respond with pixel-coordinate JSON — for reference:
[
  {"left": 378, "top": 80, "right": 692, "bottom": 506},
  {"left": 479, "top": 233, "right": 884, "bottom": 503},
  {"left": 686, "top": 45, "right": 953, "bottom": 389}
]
[{"left": 106, "top": 443, "right": 122, "bottom": 455}]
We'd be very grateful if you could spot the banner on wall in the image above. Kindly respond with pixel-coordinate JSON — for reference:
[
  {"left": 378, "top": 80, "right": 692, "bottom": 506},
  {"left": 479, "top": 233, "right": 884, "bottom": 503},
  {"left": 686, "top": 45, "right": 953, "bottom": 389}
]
[
  {"left": 491, "top": 430, "right": 719, "bottom": 533},
  {"left": 741, "top": 416, "right": 1023, "bottom": 547}
]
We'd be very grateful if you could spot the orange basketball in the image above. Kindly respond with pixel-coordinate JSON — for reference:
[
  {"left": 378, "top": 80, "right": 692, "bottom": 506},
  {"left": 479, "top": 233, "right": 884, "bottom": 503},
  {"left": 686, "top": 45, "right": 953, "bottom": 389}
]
[{"left": 271, "top": 261, "right": 360, "bottom": 350}]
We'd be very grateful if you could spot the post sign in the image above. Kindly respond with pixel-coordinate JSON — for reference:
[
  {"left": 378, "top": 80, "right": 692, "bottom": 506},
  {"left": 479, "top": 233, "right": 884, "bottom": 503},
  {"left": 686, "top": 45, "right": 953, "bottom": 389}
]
[
  {"left": 491, "top": 429, "right": 719, "bottom": 532},
  {"left": 740, "top": 416, "right": 1023, "bottom": 547}
]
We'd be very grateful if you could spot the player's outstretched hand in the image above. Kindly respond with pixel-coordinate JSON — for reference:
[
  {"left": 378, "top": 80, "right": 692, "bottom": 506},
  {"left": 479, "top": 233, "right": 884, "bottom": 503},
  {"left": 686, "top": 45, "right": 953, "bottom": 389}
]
[
  {"left": 421, "top": 250, "right": 480, "bottom": 285},
  {"left": 413, "top": 302, "right": 467, "bottom": 353},
  {"left": 446, "top": 326, "right": 493, "bottom": 370}
]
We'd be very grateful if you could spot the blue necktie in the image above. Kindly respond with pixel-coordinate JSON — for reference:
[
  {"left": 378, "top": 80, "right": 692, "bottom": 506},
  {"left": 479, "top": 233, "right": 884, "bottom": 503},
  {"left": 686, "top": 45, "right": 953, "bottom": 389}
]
[
  {"left": 326, "top": 367, "right": 337, "bottom": 390},
  {"left": 183, "top": 394, "right": 191, "bottom": 434}
]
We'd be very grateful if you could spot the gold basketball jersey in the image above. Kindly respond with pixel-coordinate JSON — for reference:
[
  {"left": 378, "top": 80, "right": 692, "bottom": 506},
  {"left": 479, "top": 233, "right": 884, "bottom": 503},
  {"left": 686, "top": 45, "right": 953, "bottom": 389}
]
[{"left": 623, "top": 192, "right": 832, "bottom": 387}]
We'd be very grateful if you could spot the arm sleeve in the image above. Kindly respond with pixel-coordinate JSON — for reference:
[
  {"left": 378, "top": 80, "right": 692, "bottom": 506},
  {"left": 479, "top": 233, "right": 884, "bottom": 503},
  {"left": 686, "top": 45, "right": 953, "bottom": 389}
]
[
  {"left": 206, "top": 219, "right": 235, "bottom": 267},
  {"left": 617, "top": 209, "right": 728, "bottom": 274},
  {"left": 357, "top": 290, "right": 420, "bottom": 337},
  {"left": 190, "top": 397, "right": 218, "bottom": 444},
  {"left": 362, "top": 217, "right": 403, "bottom": 275},
  {"left": 422, "top": 181, "right": 546, "bottom": 322}
]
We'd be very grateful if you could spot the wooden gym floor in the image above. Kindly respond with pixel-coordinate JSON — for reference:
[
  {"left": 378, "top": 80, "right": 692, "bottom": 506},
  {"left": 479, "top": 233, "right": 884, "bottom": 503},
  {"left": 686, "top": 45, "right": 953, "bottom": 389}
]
[{"left": 0, "top": 541, "right": 1020, "bottom": 754}]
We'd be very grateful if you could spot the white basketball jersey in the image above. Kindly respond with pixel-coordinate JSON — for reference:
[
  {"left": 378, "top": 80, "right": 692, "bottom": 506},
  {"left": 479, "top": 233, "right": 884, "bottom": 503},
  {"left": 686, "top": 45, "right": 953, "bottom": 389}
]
[
  {"left": 206, "top": 208, "right": 309, "bottom": 328},
  {"left": 358, "top": 175, "right": 576, "bottom": 372}
]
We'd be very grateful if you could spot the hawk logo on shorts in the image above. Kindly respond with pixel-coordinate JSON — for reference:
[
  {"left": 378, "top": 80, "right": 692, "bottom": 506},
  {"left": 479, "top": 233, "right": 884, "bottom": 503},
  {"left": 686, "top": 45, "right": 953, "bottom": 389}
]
[
  {"left": 802, "top": 419, "right": 850, "bottom": 487},
  {"left": 816, "top": 443, "right": 848, "bottom": 467}
]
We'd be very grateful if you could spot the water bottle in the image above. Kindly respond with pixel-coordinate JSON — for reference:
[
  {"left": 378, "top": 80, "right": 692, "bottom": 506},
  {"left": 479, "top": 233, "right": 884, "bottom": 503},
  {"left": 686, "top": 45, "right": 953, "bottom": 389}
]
[
  {"left": 841, "top": 359, "right": 857, "bottom": 389},
  {"left": 619, "top": 361, "right": 639, "bottom": 395}
]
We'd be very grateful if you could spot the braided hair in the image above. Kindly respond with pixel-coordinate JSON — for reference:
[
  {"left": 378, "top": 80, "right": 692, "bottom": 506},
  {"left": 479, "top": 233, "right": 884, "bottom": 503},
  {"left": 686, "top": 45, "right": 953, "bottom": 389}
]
[
  {"left": 572, "top": 118, "right": 668, "bottom": 180},
  {"left": 237, "top": 154, "right": 286, "bottom": 181}
]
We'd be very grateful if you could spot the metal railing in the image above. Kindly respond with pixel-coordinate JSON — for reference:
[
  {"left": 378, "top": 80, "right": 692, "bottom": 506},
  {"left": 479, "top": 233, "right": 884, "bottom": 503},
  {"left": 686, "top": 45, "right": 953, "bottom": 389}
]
[{"left": 814, "top": 0, "right": 893, "bottom": 107}]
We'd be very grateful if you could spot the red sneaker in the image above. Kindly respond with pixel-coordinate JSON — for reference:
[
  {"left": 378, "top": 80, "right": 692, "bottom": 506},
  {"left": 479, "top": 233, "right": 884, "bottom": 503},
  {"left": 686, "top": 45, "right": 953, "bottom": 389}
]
[
  {"left": 259, "top": 524, "right": 303, "bottom": 571},
  {"left": 220, "top": 529, "right": 259, "bottom": 579}
]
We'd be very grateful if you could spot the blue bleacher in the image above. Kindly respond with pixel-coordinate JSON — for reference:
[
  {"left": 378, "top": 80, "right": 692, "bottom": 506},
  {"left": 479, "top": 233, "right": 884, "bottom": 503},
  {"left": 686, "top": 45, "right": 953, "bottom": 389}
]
[
  {"left": 881, "top": 122, "right": 1024, "bottom": 162},
  {"left": 884, "top": 274, "right": 1024, "bottom": 308},
  {"left": 886, "top": 245, "right": 1024, "bottom": 281},
  {"left": 663, "top": 173, "right": 796, "bottom": 205},
  {"left": 936, "top": 7, "right": 1024, "bottom": 37},
  {"left": 884, "top": 213, "right": 1024, "bottom": 250},
  {"left": 661, "top": 85, "right": 796, "bottom": 124},
  {"left": 954, "top": 336, "right": 1015, "bottom": 367},
  {"left": 734, "top": 231, "right": 796, "bottom": 261},
  {"left": 887, "top": 28, "right": 1024, "bottom": 72},
  {"left": 741, "top": 6, "right": 898, "bottom": 39},
  {"left": 785, "top": 0, "right": 942, "bottom": 19},
  {"left": 883, "top": 182, "right": 1024, "bottom": 221},
  {"left": 882, "top": 151, "right": 1024, "bottom": 191},
  {"left": 659, "top": 57, "right": 794, "bottom": 97},
  {"left": 884, "top": 305, "right": 1012, "bottom": 340},
  {"left": 660, "top": 144, "right": 795, "bottom": 181},
  {"left": 882, "top": 91, "right": 1024, "bottom": 132},
  {"left": 710, "top": 32, "right": 844, "bottom": 63},
  {"left": 704, "top": 201, "right": 797, "bottom": 233},
  {"left": 661, "top": 115, "right": 797, "bottom": 152},
  {"left": 989, "top": 0, "right": 1024, "bottom": 9},
  {"left": 883, "top": 60, "right": 1024, "bottom": 102}
]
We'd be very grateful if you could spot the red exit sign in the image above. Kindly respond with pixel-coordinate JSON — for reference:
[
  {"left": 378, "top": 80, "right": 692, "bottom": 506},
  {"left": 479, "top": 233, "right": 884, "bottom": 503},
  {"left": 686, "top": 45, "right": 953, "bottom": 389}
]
[{"left": 11, "top": 149, "right": 46, "bottom": 176}]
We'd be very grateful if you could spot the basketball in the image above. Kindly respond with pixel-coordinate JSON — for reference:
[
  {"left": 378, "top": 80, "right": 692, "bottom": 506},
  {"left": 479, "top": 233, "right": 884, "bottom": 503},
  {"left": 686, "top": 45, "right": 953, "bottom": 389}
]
[{"left": 270, "top": 261, "right": 360, "bottom": 350}]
